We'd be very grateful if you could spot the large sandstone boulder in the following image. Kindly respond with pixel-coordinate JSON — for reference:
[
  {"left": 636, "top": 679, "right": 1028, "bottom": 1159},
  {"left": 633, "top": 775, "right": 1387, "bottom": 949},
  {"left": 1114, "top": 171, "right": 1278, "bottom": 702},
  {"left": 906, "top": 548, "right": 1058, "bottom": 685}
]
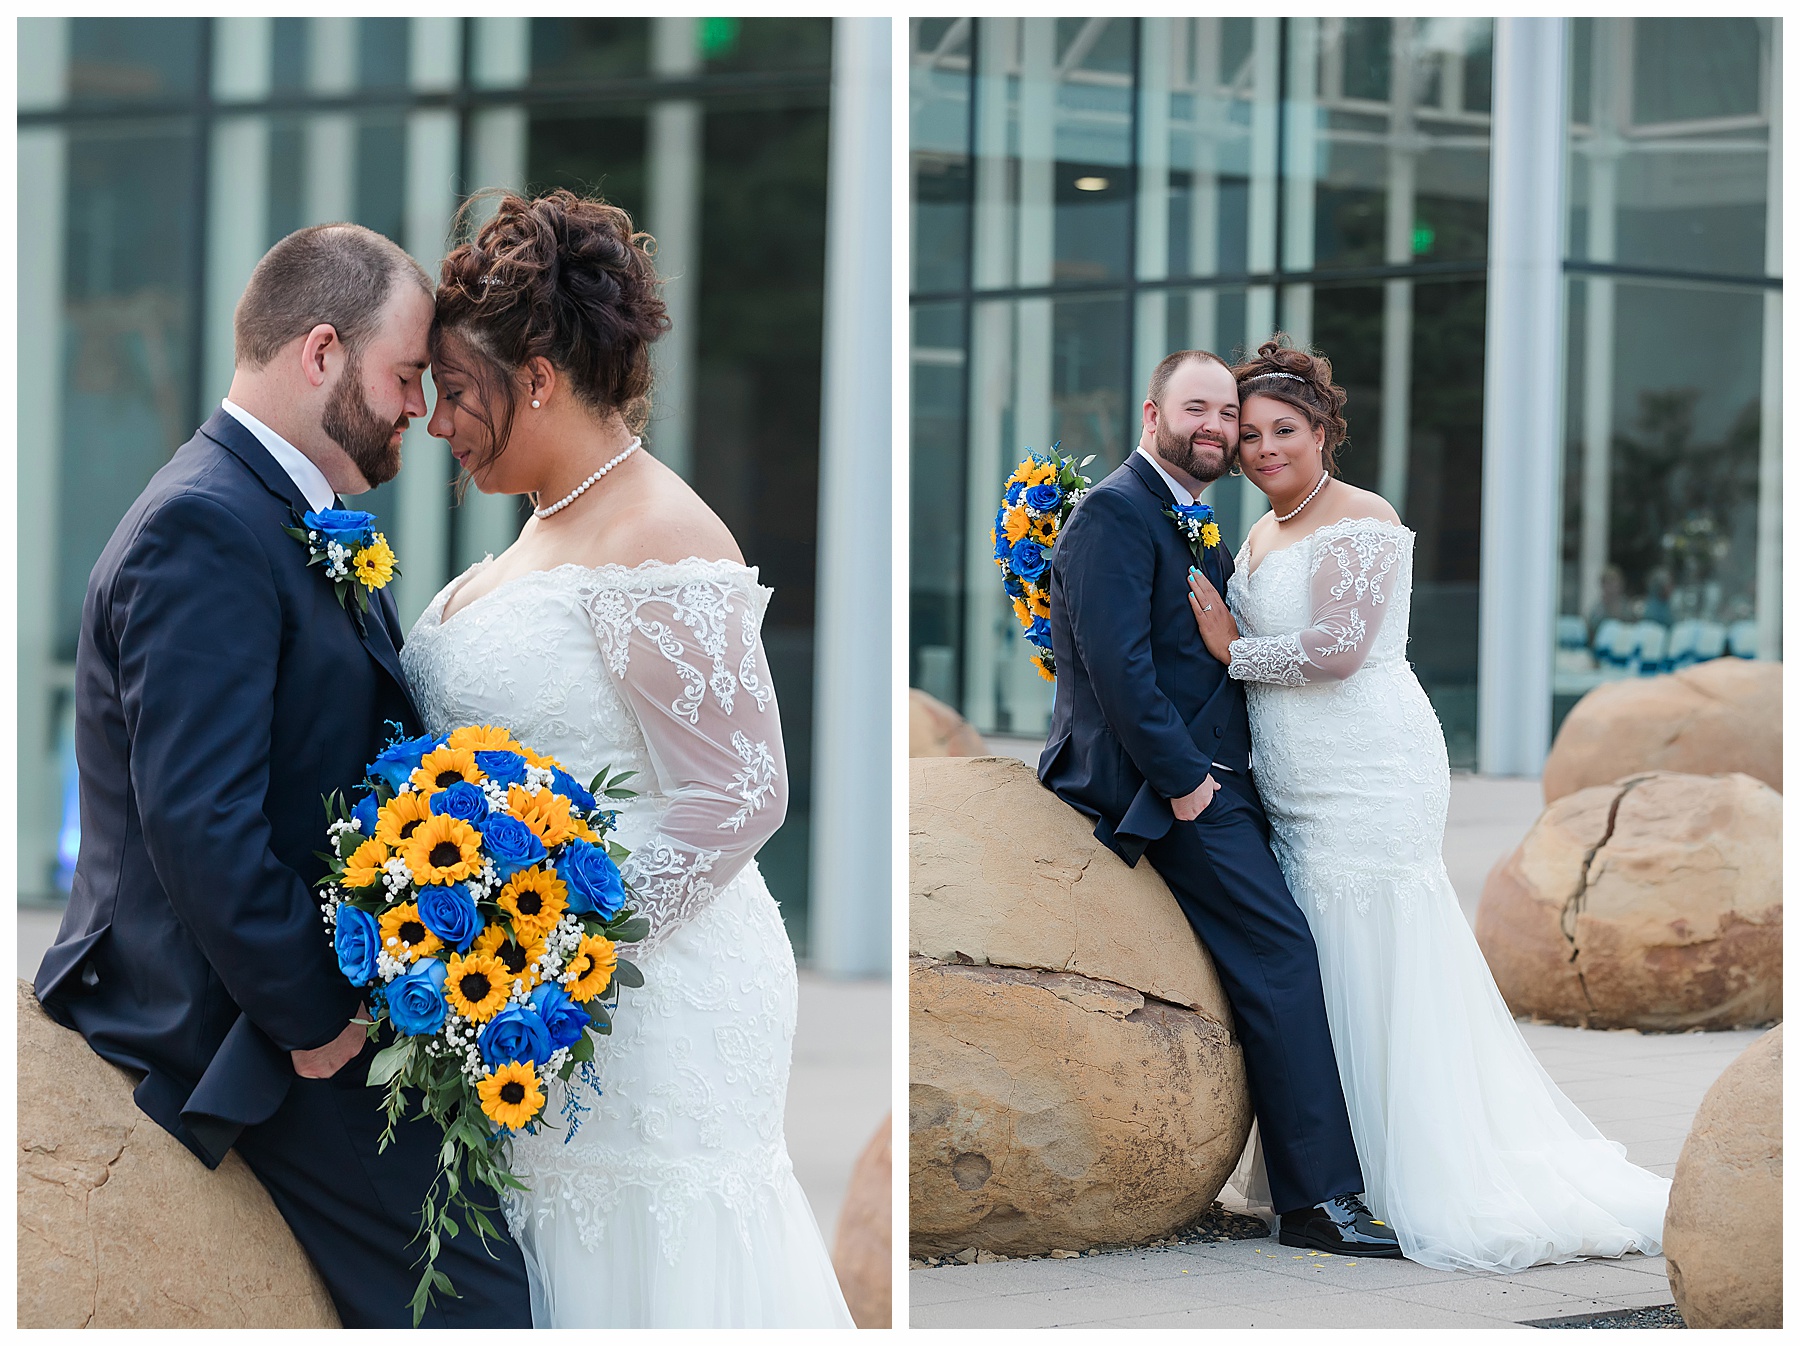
[
  {"left": 1543, "top": 657, "right": 1781, "bottom": 801},
  {"left": 1475, "top": 772, "right": 1781, "bottom": 1030},
  {"left": 910, "top": 756, "right": 1251, "bottom": 1257},
  {"left": 1665, "top": 1025, "right": 1782, "bottom": 1328},
  {"left": 18, "top": 981, "right": 339, "bottom": 1328},
  {"left": 909, "top": 688, "right": 987, "bottom": 758},
  {"left": 831, "top": 1115, "right": 891, "bottom": 1328}
]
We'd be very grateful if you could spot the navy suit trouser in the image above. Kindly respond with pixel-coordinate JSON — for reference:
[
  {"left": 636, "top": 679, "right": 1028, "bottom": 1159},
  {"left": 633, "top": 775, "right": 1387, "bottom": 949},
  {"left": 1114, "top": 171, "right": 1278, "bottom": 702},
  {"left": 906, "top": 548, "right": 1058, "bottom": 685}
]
[
  {"left": 233, "top": 1041, "right": 532, "bottom": 1329},
  {"left": 1142, "top": 771, "right": 1364, "bottom": 1215}
]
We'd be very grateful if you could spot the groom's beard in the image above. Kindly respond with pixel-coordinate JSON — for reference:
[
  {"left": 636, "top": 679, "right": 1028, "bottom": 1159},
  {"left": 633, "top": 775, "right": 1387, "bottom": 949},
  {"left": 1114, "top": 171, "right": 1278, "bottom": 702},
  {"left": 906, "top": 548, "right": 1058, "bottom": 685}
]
[
  {"left": 1154, "top": 419, "right": 1231, "bottom": 484},
  {"left": 322, "top": 353, "right": 406, "bottom": 488}
]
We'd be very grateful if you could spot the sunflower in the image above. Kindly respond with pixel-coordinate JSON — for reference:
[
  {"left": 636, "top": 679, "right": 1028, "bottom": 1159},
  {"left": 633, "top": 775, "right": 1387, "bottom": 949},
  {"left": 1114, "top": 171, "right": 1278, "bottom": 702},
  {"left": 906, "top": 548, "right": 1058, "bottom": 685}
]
[
  {"left": 477, "top": 1060, "right": 545, "bottom": 1131},
  {"left": 379, "top": 902, "right": 443, "bottom": 963},
  {"left": 1025, "top": 460, "right": 1056, "bottom": 487},
  {"left": 497, "top": 867, "right": 568, "bottom": 941},
  {"left": 564, "top": 934, "right": 618, "bottom": 1002},
  {"left": 352, "top": 535, "right": 397, "bottom": 590},
  {"left": 410, "top": 745, "right": 485, "bottom": 797},
  {"left": 1028, "top": 587, "right": 1050, "bottom": 619},
  {"left": 1032, "top": 516, "right": 1056, "bottom": 543},
  {"left": 1032, "top": 652, "right": 1055, "bottom": 682},
  {"left": 472, "top": 925, "right": 546, "bottom": 991},
  {"left": 1002, "top": 505, "right": 1031, "bottom": 545},
  {"left": 519, "top": 745, "right": 563, "bottom": 772},
  {"left": 1200, "top": 521, "right": 1222, "bottom": 550},
  {"left": 402, "top": 813, "right": 484, "bottom": 885},
  {"left": 567, "top": 816, "right": 602, "bottom": 844},
  {"left": 342, "top": 838, "right": 388, "bottom": 889},
  {"left": 374, "top": 791, "right": 433, "bottom": 849},
  {"left": 444, "top": 950, "right": 510, "bottom": 1022},
  {"left": 446, "top": 724, "right": 521, "bottom": 754},
  {"left": 507, "top": 783, "right": 577, "bottom": 849}
]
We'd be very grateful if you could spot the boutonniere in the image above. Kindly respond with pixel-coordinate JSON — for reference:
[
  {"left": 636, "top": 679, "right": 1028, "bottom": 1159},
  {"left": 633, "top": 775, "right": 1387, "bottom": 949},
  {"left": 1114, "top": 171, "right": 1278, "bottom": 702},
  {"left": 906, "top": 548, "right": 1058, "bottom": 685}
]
[
  {"left": 1164, "top": 500, "right": 1222, "bottom": 561},
  {"left": 282, "top": 508, "right": 399, "bottom": 620}
]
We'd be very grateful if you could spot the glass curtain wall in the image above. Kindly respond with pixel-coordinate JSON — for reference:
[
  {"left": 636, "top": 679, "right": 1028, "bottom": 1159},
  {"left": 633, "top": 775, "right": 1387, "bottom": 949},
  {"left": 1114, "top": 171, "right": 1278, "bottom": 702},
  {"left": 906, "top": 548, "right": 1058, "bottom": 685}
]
[
  {"left": 911, "top": 17, "right": 1494, "bottom": 758},
  {"left": 18, "top": 17, "right": 833, "bottom": 950},
  {"left": 1554, "top": 18, "right": 1781, "bottom": 728}
]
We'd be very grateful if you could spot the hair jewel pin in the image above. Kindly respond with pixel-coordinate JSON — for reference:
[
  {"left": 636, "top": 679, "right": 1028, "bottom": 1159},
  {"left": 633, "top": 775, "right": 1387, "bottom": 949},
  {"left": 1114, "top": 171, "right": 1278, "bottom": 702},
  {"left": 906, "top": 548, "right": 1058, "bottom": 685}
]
[{"left": 1262, "top": 371, "right": 1305, "bottom": 382}]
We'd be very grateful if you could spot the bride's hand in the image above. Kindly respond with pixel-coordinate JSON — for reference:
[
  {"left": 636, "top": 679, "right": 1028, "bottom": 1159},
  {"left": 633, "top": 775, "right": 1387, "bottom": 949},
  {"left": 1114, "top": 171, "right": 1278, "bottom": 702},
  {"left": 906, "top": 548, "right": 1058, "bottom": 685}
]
[{"left": 1187, "top": 569, "right": 1239, "bottom": 664}]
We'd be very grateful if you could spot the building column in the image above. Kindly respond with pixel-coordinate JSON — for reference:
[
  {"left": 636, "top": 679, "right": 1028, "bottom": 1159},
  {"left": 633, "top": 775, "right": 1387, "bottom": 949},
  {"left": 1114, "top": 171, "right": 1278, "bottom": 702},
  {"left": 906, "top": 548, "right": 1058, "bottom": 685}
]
[
  {"left": 456, "top": 18, "right": 533, "bottom": 573},
  {"left": 809, "top": 16, "right": 892, "bottom": 975},
  {"left": 1281, "top": 18, "right": 1320, "bottom": 351},
  {"left": 647, "top": 18, "right": 702, "bottom": 482},
  {"left": 1378, "top": 18, "right": 1417, "bottom": 515},
  {"left": 1477, "top": 18, "right": 1568, "bottom": 776},
  {"left": 18, "top": 19, "right": 70, "bottom": 903},
  {"left": 391, "top": 18, "right": 463, "bottom": 627},
  {"left": 304, "top": 19, "right": 358, "bottom": 224},
  {"left": 1186, "top": 18, "right": 1223, "bottom": 356},
  {"left": 1134, "top": 18, "right": 1172, "bottom": 396},
  {"left": 204, "top": 19, "right": 273, "bottom": 414},
  {"left": 1237, "top": 18, "right": 1282, "bottom": 536},
  {"left": 1754, "top": 25, "right": 1781, "bottom": 660}
]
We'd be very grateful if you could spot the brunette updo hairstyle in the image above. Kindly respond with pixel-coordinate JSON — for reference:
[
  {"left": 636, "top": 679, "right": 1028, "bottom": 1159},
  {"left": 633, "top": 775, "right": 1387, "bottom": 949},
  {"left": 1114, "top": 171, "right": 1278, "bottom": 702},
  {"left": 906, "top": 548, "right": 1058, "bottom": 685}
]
[
  {"left": 1232, "top": 334, "right": 1350, "bottom": 474},
  {"left": 433, "top": 189, "right": 670, "bottom": 469}
]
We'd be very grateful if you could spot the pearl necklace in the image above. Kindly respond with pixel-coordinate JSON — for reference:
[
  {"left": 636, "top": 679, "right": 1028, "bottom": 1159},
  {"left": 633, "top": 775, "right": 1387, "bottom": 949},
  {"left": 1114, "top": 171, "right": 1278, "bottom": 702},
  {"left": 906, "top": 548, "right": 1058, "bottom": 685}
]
[
  {"left": 1275, "top": 469, "right": 1330, "bottom": 523},
  {"left": 532, "top": 438, "right": 641, "bottom": 518}
]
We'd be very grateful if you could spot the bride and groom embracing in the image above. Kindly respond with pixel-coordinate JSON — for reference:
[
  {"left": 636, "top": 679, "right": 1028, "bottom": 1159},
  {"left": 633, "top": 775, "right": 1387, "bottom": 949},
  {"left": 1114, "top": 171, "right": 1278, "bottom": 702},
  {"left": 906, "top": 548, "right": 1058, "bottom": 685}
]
[
  {"left": 1038, "top": 340, "right": 1670, "bottom": 1270},
  {"left": 35, "top": 194, "right": 852, "bottom": 1328}
]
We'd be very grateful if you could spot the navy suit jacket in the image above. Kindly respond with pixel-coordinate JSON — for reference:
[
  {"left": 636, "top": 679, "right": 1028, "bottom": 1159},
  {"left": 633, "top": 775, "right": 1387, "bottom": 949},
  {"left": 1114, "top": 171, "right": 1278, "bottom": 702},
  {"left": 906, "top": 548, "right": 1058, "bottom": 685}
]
[
  {"left": 35, "top": 409, "right": 421, "bottom": 1167},
  {"left": 1038, "top": 453, "right": 1252, "bottom": 864}
]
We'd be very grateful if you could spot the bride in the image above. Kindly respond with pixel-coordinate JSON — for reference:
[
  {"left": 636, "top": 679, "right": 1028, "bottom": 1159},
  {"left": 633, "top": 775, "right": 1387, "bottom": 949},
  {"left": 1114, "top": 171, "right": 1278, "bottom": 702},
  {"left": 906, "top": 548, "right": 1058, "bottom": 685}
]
[
  {"left": 403, "top": 189, "right": 852, "bottom": 1327},
  {"left": 1186, "top": 337, "right": 1670, "bottom": 1272}
]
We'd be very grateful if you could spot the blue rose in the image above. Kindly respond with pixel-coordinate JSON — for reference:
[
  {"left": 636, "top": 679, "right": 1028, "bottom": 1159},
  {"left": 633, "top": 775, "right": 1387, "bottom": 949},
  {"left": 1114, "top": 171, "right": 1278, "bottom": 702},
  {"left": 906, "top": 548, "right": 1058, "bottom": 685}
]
[
  {"left": 416, "top": 883, "right": 481, "bottom": 952},
  {"left": 301, "top": 508, "right": 378, "bottom": 547},
  {"left": 1002, "top": 574, "right": 1024, "bottom": 599},
  {"left": 367, "top": 731, "right": 437, "bottom": 792},
  {"left": 993, "top": 511, "right": 1013, "bottom": 563},
  {"left": 1009, "top": 538, "right": 1049, "bottom": 582},
  {"left": 350, "top": 792, "right": 380, "bottom": 837},
  {"left": 556, "top": 838, "right": 626, "bottom": 919},
  {"left": 430, "top": 780, "right": 490, "bottom": 826},
  {"left": 386, "top": 957, "right": 449, "bottom": 1036},
  {"left": 478, "top": 1002, "right": 552, "bottom": 1067},
  {"left": 1027, "top": 616, "right": 1053, "bottom": 649},
  {"left": 481, "top": 812, "right": 548, "bottom": 880},
  {"left": 549, "top": 767, "right": 596, "bottom": 812},
  {"left": 1024, "top": 483, "right": 1062, "bottom": 513},
  {"left": 529, "top": 983, "right": 591, "bottom": 1051},
  {"left": 475, "top": 750, "right": 528, "bottom": 788},
  {"left": 334, "top": 904, "right": 379, "bottom": 985}
]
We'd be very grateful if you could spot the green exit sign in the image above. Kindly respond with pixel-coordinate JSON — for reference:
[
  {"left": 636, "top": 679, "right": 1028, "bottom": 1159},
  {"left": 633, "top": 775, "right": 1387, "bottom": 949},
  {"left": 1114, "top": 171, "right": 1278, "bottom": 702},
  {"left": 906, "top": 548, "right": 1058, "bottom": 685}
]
[
  {"left": 700, "top": 17, "right": 741, "bottom": 58},
  {"left": 1412, "top": 223, "right": 1436, "bottom": 255}
]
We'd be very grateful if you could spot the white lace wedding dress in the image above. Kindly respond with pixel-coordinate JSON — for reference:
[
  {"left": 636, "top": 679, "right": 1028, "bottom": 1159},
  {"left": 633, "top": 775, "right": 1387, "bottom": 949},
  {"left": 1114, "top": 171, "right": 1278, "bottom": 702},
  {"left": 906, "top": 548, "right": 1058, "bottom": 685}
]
[
  {"left": 1222, "top": 517, "right": 1670, "bottom": 1272},
  {"left": 402, "top": 557, "right": 852, "bottom": 1327}
]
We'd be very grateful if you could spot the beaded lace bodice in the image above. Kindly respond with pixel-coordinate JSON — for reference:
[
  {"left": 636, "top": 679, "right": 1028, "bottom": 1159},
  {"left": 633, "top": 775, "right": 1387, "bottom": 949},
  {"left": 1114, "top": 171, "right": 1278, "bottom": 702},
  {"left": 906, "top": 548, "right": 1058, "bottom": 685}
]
[
  {"left": 402, "top": 556, "right": 787, "bottom": 955},
  {"left": 1224, "top": 518, "right": 1450, "bottom": 921}
]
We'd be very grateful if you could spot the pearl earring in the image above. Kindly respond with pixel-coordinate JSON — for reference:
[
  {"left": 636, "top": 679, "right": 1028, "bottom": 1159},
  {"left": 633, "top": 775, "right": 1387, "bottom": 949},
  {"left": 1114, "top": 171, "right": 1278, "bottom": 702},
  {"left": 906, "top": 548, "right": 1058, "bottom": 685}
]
[{"left": 531, "top": 399, "right": 541, "bottom": 408}]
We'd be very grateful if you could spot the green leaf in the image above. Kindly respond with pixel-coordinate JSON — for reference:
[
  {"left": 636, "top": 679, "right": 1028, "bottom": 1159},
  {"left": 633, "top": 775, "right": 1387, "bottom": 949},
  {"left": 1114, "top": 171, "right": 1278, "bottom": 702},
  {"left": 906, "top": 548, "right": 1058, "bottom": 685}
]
[
  {"left": 570, "top": 1029, "right": 598, "bottom": 1062},
  {"left": 612, "top": 958, "right": 644, "bottom": 989},
  {"left": 368, "top": 1039, "right": 416, "bottom": 1090},
  {"left": 609, "top": 916, "right": 651, "bottom": 944}
]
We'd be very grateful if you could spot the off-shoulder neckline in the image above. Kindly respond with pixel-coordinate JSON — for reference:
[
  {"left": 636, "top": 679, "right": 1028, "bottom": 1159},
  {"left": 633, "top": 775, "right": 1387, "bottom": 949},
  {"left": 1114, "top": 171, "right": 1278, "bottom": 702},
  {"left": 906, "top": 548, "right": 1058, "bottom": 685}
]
[
  {"left": 1238, "top": 515, "right": 1412, "bottom": 582},
  {"left": 432, "top": 555, "right": 765, "bottom": 630}
]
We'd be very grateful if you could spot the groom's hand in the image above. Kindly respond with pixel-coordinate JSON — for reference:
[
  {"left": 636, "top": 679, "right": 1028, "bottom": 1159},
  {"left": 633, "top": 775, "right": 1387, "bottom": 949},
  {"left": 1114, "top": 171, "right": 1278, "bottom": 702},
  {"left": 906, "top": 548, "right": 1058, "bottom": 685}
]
[
  {"left": 1171, "top": 774, "right": 1219, "bottom": 821},
  {"left": 291, "top": 1005, "right": 369, "bottom": 1079}
]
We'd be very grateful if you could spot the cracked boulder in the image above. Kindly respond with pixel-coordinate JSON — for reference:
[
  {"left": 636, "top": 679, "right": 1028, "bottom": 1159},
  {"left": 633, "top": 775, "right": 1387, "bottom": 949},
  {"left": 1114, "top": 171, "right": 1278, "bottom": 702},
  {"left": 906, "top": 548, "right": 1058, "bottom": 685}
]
[
  {"left": 1474, "top": 772, "right": 1781, "bottom": 1031},
  {"left": 909, "top": 688, "right": 987, "bottom": 758},
  {"left": 1664, "top": 1024, "right": 1782, "bottom": 1329},
  {"left": 17, "top": 980, "right": 339, "bottom": 1328},
  {"left": 1543, "top": 657, "right": 1781, "bottom": 802},
  {"left": 910, "top": 756, "right": 1251, "bottom": 1257}
]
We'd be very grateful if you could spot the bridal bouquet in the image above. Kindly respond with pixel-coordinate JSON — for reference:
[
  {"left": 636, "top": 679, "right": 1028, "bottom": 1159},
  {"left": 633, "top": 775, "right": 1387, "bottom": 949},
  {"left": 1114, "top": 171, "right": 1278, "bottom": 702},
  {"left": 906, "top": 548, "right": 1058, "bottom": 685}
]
[
  {"left": 319, "top": 723, "right": 646, "bottom": 1322},
  {"left": 992, "top": 444, "right": 1093, "bottom": 679}
]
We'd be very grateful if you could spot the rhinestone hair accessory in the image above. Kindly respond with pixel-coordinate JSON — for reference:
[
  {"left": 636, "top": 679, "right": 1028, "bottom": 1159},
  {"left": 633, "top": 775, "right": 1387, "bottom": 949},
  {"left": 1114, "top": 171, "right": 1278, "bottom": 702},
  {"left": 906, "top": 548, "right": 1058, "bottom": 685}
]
[{"left": 1257, "top": 371, "right": 1305, "bottom": 382}]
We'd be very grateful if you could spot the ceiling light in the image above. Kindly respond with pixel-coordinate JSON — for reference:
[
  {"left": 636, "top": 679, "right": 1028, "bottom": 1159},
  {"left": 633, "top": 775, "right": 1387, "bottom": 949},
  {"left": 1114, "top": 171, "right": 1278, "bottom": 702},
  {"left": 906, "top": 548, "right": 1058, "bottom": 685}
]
[{"left": 1074, "top": 176, "right": 1109, "bottom": 192}]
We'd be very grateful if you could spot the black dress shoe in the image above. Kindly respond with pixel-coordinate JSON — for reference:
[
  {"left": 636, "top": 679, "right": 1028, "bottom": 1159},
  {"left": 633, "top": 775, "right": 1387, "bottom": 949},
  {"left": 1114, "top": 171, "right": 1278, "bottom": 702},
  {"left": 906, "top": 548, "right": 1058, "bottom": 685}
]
[{"left": 1278, "top": 1193, "right": 1403, "bottom": 1257}]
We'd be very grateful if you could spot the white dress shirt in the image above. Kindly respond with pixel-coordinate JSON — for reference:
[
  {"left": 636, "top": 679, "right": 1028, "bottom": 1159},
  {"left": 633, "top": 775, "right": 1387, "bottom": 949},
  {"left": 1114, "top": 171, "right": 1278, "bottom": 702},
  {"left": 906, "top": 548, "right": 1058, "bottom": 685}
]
[
  {"left": 221, "top": 398, "right": 337, "bottom": 513},
  {"left": 1135, "top": 444, "right": 1196, "bottom": 506}
]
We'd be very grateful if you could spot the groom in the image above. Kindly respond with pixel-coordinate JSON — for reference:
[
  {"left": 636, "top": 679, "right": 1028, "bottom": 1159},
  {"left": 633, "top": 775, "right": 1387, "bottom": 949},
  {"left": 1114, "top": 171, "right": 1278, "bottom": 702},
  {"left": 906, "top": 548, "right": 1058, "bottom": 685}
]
[
  {"left": 1038, "top": 350, "right": 1400, "bottom": 1258},
  {"left": 35, "top": 224, "right": 531, "bottom": 1325}
]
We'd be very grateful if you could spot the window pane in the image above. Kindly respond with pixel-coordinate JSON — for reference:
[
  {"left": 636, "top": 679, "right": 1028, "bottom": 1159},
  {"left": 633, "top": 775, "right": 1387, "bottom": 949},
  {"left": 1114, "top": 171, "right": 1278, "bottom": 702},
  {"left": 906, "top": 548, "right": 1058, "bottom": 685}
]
[
  {"left": 57, "top": 125, "right": 201, "bottom": 661},
  {"left": 68, "top": 17, "right": 202, "bottom": 104},
  {"left": 531, "top": 18, "right": 650, "bottom": 84},
  {"left": 1555, "top": 276, "right": 1770, "bottom": 730},
  {"left": 1567, "top": 18, "right": 1773, "bottom": 279},
  {"left": 911, "top": 301, "right": 969, "bottom": 703},
  {"left": 911, "top": 18, "right": 972, "bottom": 294}
]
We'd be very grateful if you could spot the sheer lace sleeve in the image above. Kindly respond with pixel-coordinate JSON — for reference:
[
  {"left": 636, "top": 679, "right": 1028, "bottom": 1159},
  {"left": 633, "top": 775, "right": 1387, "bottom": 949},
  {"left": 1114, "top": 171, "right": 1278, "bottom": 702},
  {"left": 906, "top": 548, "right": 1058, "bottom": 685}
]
[
  {"left": 1228, "top": 523, "right": 1405, "bottom": 686},
  {"left": 588, "top": 570, "right": 786, "bottom": 950}
]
